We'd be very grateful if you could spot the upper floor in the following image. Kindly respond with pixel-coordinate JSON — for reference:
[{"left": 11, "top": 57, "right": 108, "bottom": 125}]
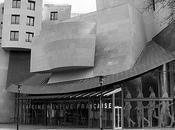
[
  {"left": 1, "top": 0, "right": 42, "bottom": 50},
  {"left": 42, "top": 4, "right": 71, "bottom": 22}
]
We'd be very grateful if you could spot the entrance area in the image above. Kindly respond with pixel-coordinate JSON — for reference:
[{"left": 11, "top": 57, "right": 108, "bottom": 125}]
[
  {"left": 114, "top": 106, "right": 122, "bottom": 129},
  {"left": 18, "top": 86, "right": 122, "bottom": 129},
  {"left": 16, "top": 62, "right": 175, "bottom": 129}
]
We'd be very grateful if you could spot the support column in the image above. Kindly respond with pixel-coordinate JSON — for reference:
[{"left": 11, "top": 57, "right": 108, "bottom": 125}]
[
  {"left": 99, "top": 76, "right": 104, "bottom": 130},
  {"left": 121, "top": 86, "right": 124, "bottom": 128},
  {"left": 163, "top": 64, "right": 168, "bottom": 94},
  {"left": 113, "top": 93, "right": 115, "bottom": 129}
]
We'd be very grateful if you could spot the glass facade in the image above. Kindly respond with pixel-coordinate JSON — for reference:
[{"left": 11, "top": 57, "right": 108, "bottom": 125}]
[
  {"left": 123, "top": 63, "right": 175, "bottom": 128},
  {"left": 17, "top": 61, "right": 175, "bottom": 129},
  {"left": 18, "top": 85, "right": 120, "bottom": 129},
  {"left": 19, "top": 97, "right": 115, "bottom": 128}
]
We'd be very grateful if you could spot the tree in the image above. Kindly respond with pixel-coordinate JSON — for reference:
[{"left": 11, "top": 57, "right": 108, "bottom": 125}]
[{"left": 144, "top": 0, "right": 175, "bottom": 25}]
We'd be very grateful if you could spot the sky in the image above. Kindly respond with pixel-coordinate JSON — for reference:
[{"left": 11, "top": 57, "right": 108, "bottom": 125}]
[{"left": 0, "top": 0, "right": 96, "bottom": 13}]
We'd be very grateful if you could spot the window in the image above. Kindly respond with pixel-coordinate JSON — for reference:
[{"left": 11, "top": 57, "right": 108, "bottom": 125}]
[
  {"left": 28, "top": 0, "right": 35, "bottom": 10},
  {"left": 50, "top": 11, "right": 58, "bottom": 20},
  {"left": 11, "top": 14, "right": 20, "bottom": 24},
  {"left": 12, "top": 0, "right": 21, "bottom": 8},
  {"left": 2, "top": 7, "right": 4, "bottom": 14},
  {"left": 26, "top": 32, "right": 34, "bottom": 42},
  {"left": 27, "top": 16, "right": 34, "bottom": 26},
  {"left": 153, "top": 0, "right": 155, "bottom": 11},
  {"left": 10, "top": 31, "right": 19, "bottom": 41}
]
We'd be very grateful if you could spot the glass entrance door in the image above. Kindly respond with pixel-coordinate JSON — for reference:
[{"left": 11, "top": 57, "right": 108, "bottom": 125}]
[
  {"left": 111, "top": 87, "right": 122, "bottom": 129},
  {"left": 114, "top": 106, "right": 122, "bottom": 129}
]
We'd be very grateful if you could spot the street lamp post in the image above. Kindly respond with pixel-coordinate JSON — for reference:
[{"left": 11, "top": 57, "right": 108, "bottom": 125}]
[
  {"left": 17, "top": 84, "right": 21, "bottom": 130},
  {"left": 99, "top": 76, "right": 104, "bottom": 130}
]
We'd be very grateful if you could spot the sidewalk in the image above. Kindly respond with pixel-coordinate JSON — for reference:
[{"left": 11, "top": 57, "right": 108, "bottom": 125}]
[{"left": 0, "top": 124, "right": 175, "bottom": 130}]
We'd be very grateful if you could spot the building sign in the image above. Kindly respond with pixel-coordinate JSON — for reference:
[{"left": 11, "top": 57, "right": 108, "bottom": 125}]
[{"left": 23, "top": 101, "right": 113, "bottom": 110}]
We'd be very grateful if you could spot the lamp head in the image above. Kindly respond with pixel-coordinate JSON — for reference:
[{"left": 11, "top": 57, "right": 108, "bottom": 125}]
[{"left": 99, "top": 76, "right": 104, "bottom": 84}]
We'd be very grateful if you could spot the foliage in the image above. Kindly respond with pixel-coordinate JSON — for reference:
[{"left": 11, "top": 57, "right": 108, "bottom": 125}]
[{"left": 144, "top": 0, "right": 175, "bottom": 24}]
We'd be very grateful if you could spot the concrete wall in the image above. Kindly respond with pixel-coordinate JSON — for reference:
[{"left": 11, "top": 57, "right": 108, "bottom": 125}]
[
  {"left": 0, "top": 47, "right": 14, "bottom": 123},
  {"left": 96, "top": 0, "right": 175, "bottom": 40},
  {"left": 0, "top": 3, "right": 4, "bottom": 44},
  {"left": 96, "top": 0, "right": 155, "bottom": 42},
  {"left": 129, "top": 5, "right": 147, "bottom": 65},
  {"left": 0, "top": 2, "right": 14, "bottom": 123},
  {"left": 47, "top": 4, "right": 147, "bottom": 83},
  {"left": 31, "top": 21, "right": 96, "bottom": 72},
  {"left": 1, "top": 0, "right": 42, "bottom": 50},
  {"left": 96, "top": 0, "right": 149, "bottom": 12},
  {"left": 42, "top": 4, "right": 71, "bottom": 22}
]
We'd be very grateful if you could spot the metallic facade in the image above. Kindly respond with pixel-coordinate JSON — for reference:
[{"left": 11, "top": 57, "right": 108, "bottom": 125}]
[{"left": 31, "top": 21, "right": 96, "bottom": 72}]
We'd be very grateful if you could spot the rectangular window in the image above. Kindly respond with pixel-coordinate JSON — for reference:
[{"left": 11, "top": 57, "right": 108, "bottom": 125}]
[
  {"left": 2, "top": 7, "right": 4, "bottom": 14},
  {"left": 10, "top": 31, "right": 19, "bottom": 41},
  {"left": 28, "top": 0, "right": 35, "bottom": 10},
  {"left": 153, "top": 0, "right": 155, "bottom": 11},
  {"left": 27, "top": 16, "right": 34, "bottom": 26},
  {"left": 12, "top": 0, "right": 21, "bottom": 8},
  {"left": 11, "top": 14, "right": 20, "bottom": 24},
  {"left": 50, "top": 11, "right": 58, "bottom": 20},
  {"left": 26, "top": 32, "right": 34, "bottom": 42}
]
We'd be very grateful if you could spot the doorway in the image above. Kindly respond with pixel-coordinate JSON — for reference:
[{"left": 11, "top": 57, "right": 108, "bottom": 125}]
[{"left": 109, "top": 87, "right": 122, "bottom": 129}]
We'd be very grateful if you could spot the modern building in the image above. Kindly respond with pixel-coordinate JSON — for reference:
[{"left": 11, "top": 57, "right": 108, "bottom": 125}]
[
  {"left": 71, "top": 13, "right": 82, "bottom": 18},
  {"left": 42, "top": 4, "right": 71, "bottom": 22},
  {"left": 2, "top": 0, "right": 175, "bottom": 129},
  {"left": 0, "top": 0, "right": 43, "bottom": 123},
  {"left": 1, "top": 0, "right": 42, "bottom": 50}
]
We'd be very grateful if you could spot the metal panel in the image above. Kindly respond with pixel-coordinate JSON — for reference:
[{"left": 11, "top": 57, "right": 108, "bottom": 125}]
[{"left": 31, "top": 21, "right": 96, "bottom": 73}]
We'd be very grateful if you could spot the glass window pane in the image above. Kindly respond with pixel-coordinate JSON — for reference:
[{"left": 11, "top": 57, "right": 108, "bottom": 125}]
[
  {"left": 12, "top": 0, "right": 21, "bottom": 8},
  {"left": 10, "top": 31, "right": 19, "bottom": 41}
]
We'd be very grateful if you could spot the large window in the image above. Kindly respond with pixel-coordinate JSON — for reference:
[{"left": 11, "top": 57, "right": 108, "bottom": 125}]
[
  {"left": 28, "top": 0, "right": 35, "bottom": 10},
  {"left": 27, "top": 16, "right": 34, "bottom": 26},
  {"left": 11, "top": 14, "right": 20, "bottom": 24},
  {"left": 50, "top": 11, "right": 58, "bottom": 20},
  {"left": 12, "top": 0, "right": 21, "bottom": 8},
  {"left": 10, "top": 31, "right": 19, "bottom": 41},
  {"left": 26, "top": 32, "right": 34, "bottom": 42}
]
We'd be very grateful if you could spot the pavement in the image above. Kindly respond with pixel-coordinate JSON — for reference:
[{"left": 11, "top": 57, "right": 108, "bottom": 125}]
[{"left": 0, "top": 124, "right": 175, "bottom": 130}]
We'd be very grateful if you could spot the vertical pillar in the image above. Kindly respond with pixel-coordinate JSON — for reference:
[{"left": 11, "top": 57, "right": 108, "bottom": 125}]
[
  {"left": 163, "top": 64, "right": 168, "bottom": 94},
  {"left": 112, "top": 93, "right": 115, "bottom": 129},
  {"left": 121, "top": 86, "right": 124, "bottom": 128},
  {"left": 88, "top": 97, "right": 91, "bottom": 128},
  {"left": 17, "top": 84, "right": 21, "bottom": 130},
  {"left": 99, "top": 76, "right": 104, "bottom": 130},
  {"left": 162, "top": 64, "right": 169, "bottom": 126}
]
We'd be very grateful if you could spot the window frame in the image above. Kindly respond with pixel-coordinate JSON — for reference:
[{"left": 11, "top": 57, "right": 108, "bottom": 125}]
[
  {"left": 50, "top": 11, "right": 58, "bottom": 21},
  {"left": 10, "top": 31, "right": 19, "bottom": 41},
  {"left": 28, "top": 0, "right": 35, "bottom": 10},
  {"left": 153, "top": 0, "right": 155, "bottom": 11},
  {"left": 12, "top": 0, "right": 21, "bottom": 8},
  {"left": 26, "top": 16, "right": 34, "bottom": 26},
  {"left": 25, "top": 32, "right": 34, "bottom": 42},
  {"left": 11, "top": 14, "right": 20, "bottom": 24}
]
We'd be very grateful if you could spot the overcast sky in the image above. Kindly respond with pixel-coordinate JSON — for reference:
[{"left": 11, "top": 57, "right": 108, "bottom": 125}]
[{"left": 0, "top": 0, "right": 96, "bottom": 13}]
